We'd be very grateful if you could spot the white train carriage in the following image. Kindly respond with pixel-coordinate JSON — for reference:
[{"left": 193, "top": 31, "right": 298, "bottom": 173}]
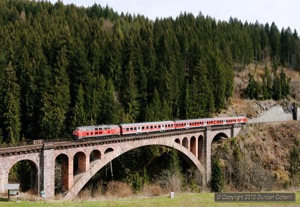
[
  {"left": 174, "top": 118, "right": 215, "bottom": 129},
  {"left": 120, "top": 121, "right": 175, "bottom": 135},
  {"left": 214, "top": 116, "right": 248, "bottom": 125}
]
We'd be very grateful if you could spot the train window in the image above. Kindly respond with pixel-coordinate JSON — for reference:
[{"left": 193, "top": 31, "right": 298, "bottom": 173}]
[
  {"left": 150, "top": 126, "right": 153, "bottom": 129},
  {"left": 146, "top": 126, "right": 149, "bottom": 129},
  {"left": 158, "top": 125, "right": 161, "bottom": 128},
  {"left": 126, "top": 128, "right": 129, "bottom": 131},
  {"left": 87, "top": 133, "right": 89, "bottom": 135},
  {"left": 134, "top": 127, "right": 137, "bottom": 130},
  {"left": 130, "top": 127, "right": 133, "bottom": 130},
  {"left": 142, "top": 127, "right": 144, "bottom": 130}
]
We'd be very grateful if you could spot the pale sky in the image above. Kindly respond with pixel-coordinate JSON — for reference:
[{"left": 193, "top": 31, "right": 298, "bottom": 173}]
[{"left": 50, "top": 0, "right": 299, "bottom": 33}]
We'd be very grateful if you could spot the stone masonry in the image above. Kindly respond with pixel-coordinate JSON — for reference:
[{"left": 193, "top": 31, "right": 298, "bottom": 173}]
[{"left": 0, "top": 124, "right": 242, "bottom": 200}]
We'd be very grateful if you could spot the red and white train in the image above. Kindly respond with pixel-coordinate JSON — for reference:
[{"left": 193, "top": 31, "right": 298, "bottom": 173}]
[{"left": 73, "top": 116, "right": 247, "bottom": 140}]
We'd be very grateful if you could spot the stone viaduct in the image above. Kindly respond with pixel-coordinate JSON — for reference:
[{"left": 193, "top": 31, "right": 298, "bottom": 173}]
[{"left": 0, "top": 124, "right": 243, "bottom": 200}]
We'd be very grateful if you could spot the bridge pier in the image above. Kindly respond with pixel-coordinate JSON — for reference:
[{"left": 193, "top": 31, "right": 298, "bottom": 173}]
[
  {"left": 205, "top": 127, "right": 213, "bottom": 183},
  {"left": 0, "top": 156, "right": 7, "bottom": 194},
  {"left": 204, "top": 124, "right": 243, "bottom": 183},
  {"left": 43, "top": 146, "right": 55, "bottom": 199}
]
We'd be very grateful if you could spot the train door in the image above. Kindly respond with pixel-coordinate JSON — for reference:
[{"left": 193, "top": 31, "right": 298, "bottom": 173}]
[
  {"left": 161, "top": 124, "right": 165, "bottom": 131},
  {"left": 186, "top": 122, "right": 190, "bottom": 129},
  {"left": 137, "top": 126, "right": 142, "bottom": 134}
]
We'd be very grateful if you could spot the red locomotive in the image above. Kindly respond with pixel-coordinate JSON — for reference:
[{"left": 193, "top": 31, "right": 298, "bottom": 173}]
[
  {"left": 73, "top": 125, "right": 120, "bottom": 139},
  {"left": 73, "top": 116, "right": 247, "bottom": 140}
]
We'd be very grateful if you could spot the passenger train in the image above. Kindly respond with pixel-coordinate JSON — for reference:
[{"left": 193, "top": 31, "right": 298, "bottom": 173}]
[{"left": 73, "top": 116, "right": 247, "bottom": 140}]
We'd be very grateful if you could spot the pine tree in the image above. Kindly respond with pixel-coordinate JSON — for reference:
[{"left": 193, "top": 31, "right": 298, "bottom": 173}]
[
  {"left": 269, "top": 22, "right": 281, "bottom": 64},
  {"left": 279, "top": 69, "right": 290, "bottom": 98},
  {"left": 145, "top": 88, "right": 162, "bottom": 121},
  {"left": 272, "top": 73, "right": 282, "bottom": 100},
  {"left": 121, "top": 58, "right": 140, "bottom": 123},
  {"left": 246, "top": 74, "right": 261, "bottom": 99},
  {"left": 71, "top": 84, "right": 87, "bottom": 128},
  {"left": 99, "top": 79, "right": 122, "bottom": 124},
  {"left": 210, "top": 159, "right": 224, "bottom": 192},
  {"left": 38, "top": 46, "right": 70, "bottom": 138},
  {"left": 262, "top": 67, "right": 272, "bottom": 99},
  {"left": 0, "top": 62, "right": 21, "bottom": 144},
  {"left": 208, "top": 53, "right": 226, "bottom": 111},
  {"left": 289, "top": 146, "right": 300, "bottom": 186}
]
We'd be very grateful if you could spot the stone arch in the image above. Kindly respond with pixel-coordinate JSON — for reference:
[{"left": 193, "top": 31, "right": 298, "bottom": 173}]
[
  {"left": 8, "top": 160, "right": 39, "bottom": 194},
  {"left": 90, "top": 149, "right": 101, "bottom": 162},
  {"left": 105, "top": 148, "right": 114, "bottom": 154},
  {"left": 190, "top": 136, "right": 196, "bottom": 156},
  {"left": 74, "top": 151, "right": 87, "bottom": 175},
  {"left": 182, "top": 137, "right": 188, "bottom": 149},
  {"left": 175, "top": 138, "right": 180, "bottom": 144},
  {"left": 64, "top": 139, "right": 205, "bottom": 200},
  {"left": 212, "top": 132, "right": 228, "bottom": 143},
  {"left": 55, "top": 153, "right": 69, "bottom": 194},
  {"left": 198, "top": 135, "right": 204, "bottom": 162}
]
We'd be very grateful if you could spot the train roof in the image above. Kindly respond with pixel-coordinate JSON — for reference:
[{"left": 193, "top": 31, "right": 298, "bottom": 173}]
[
  {"left": 215, "top": 116, "right": 246, "bottom": 120},
  {"left": 76, "top": 125, "right": 119, "bottom": 129},
  {"left": 174, "top": 116, "right": 246, "bottom": 123},
  {"left": 174, "top": 118, "right": 214, "bottom": 123},
  {"left": 120, "top": 121, "right": 175, "bottom": 127}
]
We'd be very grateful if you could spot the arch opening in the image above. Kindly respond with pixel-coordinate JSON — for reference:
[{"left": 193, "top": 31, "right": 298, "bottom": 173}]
[
  {"left": 212, "top": 133, "right": 228, "bottom": 144},
  {"left": 55, "top": 154, "right": 69, "bottom": 195},
  {"left": 190, "top": 136, "right": 196, "bottom": 156},
  {"left": 105, "top": 148, "right": 114, "bottom": 154},
  {"left": 90, "top": 150, "right": 101, "bottom": 163},
  {"left": 198, "top": 135, "right": 204, "bottom": 162},
  {"left": 182, "top": 137, "right": 188, "bottom": 149},
  {"left": 8, "top": 160, "right": 38, "bottom": 194},
  {"left": 175, "top": 138, "right": 180, "bottom": 144},
  {"left": 74, "top": 151, "right": 87, "bottom": 175}
]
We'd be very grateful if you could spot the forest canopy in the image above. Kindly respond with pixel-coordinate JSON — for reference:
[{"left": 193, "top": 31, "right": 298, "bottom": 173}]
[{"left": 0, "top": 0, "right": 299, "bottom": 143}]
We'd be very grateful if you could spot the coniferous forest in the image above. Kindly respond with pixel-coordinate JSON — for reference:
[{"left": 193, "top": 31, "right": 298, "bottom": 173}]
[{"left": 0, "top": 0, "right": 300, "bottom": 144}]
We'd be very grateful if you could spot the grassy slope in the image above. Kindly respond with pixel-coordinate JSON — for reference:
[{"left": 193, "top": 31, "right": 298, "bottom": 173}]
[{"left": 1, "top": 192, "right": 300, "bottom": 207}]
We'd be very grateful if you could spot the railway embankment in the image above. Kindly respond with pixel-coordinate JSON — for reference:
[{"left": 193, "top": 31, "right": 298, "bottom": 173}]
[{"left": 248, "top": 105, "right": 293, "bottom": 123}]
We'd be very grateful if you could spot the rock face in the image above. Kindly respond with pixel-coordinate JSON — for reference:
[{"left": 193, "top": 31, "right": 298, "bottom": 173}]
[{"left": 248, "top": 106, "right": 293, "bottom": 123}]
